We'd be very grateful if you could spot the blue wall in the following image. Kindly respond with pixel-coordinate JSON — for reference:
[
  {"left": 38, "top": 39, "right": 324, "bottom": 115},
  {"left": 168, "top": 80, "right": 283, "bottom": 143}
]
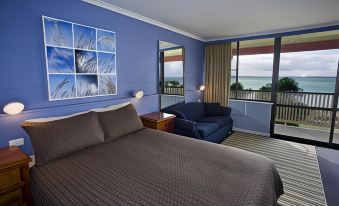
[
  {"left": 230, "top": 100, "right": 272, "bottom": 135},
  {"left": 0, "top": 0, "right": 204, "bottom": 155}
]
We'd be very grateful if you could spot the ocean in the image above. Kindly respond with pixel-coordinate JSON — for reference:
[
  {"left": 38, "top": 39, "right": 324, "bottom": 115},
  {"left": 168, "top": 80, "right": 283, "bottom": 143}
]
[
  {"left": 165, "top": 76, "right": 336, "bottom": 93},
  {"left": 231, "top": 77, "right": 336, "bottom": 93}
]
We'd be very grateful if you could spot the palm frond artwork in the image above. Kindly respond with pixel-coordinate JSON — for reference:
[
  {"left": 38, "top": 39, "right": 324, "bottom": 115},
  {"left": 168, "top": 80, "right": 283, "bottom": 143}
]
[
  {"left": 43, "top": 16, "right": 118, "bottom": 100},
  {"left": 49, "top": 74, "right": 76, "bottom": 100},
  {"left": 98, "top": 53, "right": 116, "bottom": 74},
  {"left": 43, "top": 17, "right": 73, "bottom": 47},
  {"left": 75, "top": 50, "right": 97, "bottom": 73},
  {"left": 76, "top": 75, "right": 98, "bottom": 97},
  {"left": 74, "top": 24, "right": 96, "bottom": 50},
  {"left": 97, "top": 29, "right": 115, "bottom": 52},
  {"left": 99, "top": 75, "right": 117, "bottom": 95}
]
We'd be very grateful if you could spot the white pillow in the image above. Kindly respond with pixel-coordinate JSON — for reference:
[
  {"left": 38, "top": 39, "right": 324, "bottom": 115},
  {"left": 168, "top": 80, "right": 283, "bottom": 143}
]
[
  {"left": 26, "top": 110, "right": 89, "bottom": 123},
  {"left": 89, "top": 102, "right": 131, "bottom": 112}
]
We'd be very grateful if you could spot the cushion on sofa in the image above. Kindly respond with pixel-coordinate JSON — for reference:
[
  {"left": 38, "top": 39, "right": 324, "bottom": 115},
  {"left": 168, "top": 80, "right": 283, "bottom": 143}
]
[
  {"left": 198, "top": 116, "right": 233, "bottom": 127},
  {"left": 204, "top": 103, "right": 222, "bottom": 116},
  {"left": 21, "top": 112, "right": 105, "bottom": 166},
  {"left": 95, "top": 104, "right": 144, "bottom": 141},
  {"left": 173, "top": 102, "right": 204, "bottom": 121},
  {"left": 196, "top": 122, "right": 219, "bottom": 137}
]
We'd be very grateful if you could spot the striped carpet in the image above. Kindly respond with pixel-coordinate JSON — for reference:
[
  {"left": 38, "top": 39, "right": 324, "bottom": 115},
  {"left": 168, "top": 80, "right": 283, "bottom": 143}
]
[{"left": 222, "top": 132, "right": 327, "bottom": 206}]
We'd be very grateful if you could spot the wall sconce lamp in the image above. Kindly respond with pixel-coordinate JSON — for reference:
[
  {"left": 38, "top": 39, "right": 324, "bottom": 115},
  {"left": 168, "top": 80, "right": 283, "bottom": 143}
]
[
  {"left": 198, "top": 85, "right": 205, "bottom": 91},
  {"left": 3, "top": 102, "right": 25, "bottom": 115},
  {"left": 133, "top": 90, "right": 144, "bottom": 99}
]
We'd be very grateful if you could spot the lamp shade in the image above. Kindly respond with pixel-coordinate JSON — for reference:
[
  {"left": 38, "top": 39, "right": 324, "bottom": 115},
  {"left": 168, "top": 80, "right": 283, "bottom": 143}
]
[
  {"left": 199, "top": 85, "right": 205, "bottom": 91},
  {"left": 3, "top": 102, "right": 24, "bottom": 115},
  {"left": 133, "top": 90, "right": 144, "bottom": 99}
]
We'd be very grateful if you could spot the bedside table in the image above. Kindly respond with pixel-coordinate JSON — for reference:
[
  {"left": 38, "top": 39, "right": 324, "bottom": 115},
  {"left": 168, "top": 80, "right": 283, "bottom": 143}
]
[
  {"left": 140, "top": 112, "right": 176, "bottom": 133},
  {"left": 0, "top": 147, "right": 32, "bottom": 206}
]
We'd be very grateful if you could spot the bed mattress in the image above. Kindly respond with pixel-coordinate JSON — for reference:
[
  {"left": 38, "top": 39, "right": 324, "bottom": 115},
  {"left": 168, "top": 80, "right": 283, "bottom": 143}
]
[{"left": 30, "top": 128, "right": 283, "bottom": 206}]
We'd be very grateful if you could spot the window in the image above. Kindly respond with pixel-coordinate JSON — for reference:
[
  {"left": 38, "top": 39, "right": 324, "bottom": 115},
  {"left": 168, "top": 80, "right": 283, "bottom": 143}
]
[
  {"left": 230, "top": 38, "right": 274, "bottom": 101},
  {"left": 275, "top": 30, "right": 339, "bottom": 143},
  {"left": 229, "top": 29, "right": 339, "bottom": 146}
]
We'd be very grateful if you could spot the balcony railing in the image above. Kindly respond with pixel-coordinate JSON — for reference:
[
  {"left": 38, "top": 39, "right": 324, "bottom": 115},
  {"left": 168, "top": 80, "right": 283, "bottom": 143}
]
[
  {"left": 230, "top": 89, "right": 339, "bottom": 129},
  {"left": 163, "top": 86, "right": 184, "bottom": 96}
]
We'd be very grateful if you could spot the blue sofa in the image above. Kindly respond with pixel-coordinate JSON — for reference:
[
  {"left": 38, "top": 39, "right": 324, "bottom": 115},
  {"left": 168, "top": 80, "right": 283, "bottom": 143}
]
[{"left": 163, "top": 102, "right": 233, "bottom": 143}]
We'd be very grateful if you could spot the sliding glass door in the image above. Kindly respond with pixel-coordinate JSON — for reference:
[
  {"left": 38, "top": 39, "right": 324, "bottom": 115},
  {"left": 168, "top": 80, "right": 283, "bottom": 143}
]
[
  {"left": 272, "top": 30, "right": 339, "bottom": 144},
  {"left": 230, "top": 29, "right": 339, "bottom": 147}
]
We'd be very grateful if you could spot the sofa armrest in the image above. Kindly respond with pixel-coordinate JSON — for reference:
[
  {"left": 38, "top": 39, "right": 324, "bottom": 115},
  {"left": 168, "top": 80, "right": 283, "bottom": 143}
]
[
  {"left": 221, "top": 107, "right": 232, "bottom": 116},
  {"left": 174, "top": 118, "right": 201, "bottom": 139}
]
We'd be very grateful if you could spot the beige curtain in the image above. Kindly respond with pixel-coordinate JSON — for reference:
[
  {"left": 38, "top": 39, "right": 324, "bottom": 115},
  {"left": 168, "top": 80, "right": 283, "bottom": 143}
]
[{"left": 204, "top": 43, "right": 232, "bottom": 106}]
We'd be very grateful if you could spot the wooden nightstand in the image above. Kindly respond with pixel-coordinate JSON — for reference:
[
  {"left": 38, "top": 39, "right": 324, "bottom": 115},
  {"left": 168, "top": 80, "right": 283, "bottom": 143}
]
[
  {"left": 0, "top": 147, "right": 32, "bottom": 206},
  {"left": 140, "top": 112, "right": 176, "bottom": 133}
]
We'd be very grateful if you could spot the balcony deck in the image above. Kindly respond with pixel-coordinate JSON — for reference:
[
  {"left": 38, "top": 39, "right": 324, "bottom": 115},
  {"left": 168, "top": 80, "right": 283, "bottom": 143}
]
[{"left": 274, "top": 124, "right": 339, "bottom": 143}]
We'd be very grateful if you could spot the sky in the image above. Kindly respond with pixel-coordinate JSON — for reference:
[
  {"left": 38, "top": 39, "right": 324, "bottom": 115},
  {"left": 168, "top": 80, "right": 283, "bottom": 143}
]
[
  {"left": 44, "top": 17, "right": 73, "bottom": 47},
  {"left": 98, "top": 52, "right": 116, "bottom": 74},
  {"left": 164, "top": 61, "right": 183, "bottom": 77},
  {"left": 75, "top": 50, "right": 97, "bottom": 73},
  {"left": 47, "top": 47, "right": 74, "bottom": 73},
  {"left": 99, "top": 75, "right": 117, "bottom": 95},
  {"left": 97, "top": 30, "right": 115, "bottom": 52},
  {"left": 49, "top": 74, "right": 75, "bottom": 99},
  {"left": 76, "top": 75, "right": 98, "bottom": 97},
  {"left": 73, "top": 24, "right": 96, "bottom": 50},
  {"left": 232, "top": 49, "right": 339, "bottom": 77}
]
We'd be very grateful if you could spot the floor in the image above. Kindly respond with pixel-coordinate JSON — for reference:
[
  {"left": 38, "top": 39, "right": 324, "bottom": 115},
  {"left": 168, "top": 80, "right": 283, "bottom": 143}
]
[
  {"left": 223, "top": 132, "right": 327, "bottom": 206},
  {"left": 316, "top": 146, "right": 339, "bottom": 206},
  {"left": 274, "top": 124, "right": 339, "bottom": 205},
  {"left": 275, "top": 124, "right": 339, "bottom": 143}
]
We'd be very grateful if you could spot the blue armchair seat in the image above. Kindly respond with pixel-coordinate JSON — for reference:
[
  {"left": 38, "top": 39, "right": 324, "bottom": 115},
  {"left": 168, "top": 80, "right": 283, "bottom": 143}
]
[
  {"left": 197, "top": 122, "right": 219, "bottom": 137},
  {"left": 198, "top": 116, "right": 232, "bottom": 127},
  {"left": 163, "top": 102, "right": 233, "bottom": 143}
]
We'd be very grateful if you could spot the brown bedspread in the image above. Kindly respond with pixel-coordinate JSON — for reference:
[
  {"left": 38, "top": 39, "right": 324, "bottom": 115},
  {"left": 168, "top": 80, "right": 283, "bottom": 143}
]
[{"left": 30, "top": 128, "right": 283, "bottom": 206}]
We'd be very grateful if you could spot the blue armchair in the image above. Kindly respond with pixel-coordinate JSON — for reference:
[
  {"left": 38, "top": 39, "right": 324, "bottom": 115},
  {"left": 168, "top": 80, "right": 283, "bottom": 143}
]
[{"left": 163, "top": 102, "right": 233, "bottom": 143}]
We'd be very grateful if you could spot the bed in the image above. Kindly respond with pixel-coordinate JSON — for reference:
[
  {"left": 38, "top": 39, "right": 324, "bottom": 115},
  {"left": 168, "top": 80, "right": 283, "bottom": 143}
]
[{"left": 23, "top": 103, "right": 283, "bottom": 206}]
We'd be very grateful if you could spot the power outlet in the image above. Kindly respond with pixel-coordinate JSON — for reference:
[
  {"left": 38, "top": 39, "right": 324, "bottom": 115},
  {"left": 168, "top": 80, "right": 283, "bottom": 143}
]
[{"left": 9, "top": 138, "right": 24, "bottom": 147}]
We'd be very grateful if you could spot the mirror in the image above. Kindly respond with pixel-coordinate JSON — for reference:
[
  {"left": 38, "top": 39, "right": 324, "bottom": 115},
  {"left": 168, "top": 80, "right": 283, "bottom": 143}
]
[{"left": 159, "top": 41, "right": 185, "bottom": 109}]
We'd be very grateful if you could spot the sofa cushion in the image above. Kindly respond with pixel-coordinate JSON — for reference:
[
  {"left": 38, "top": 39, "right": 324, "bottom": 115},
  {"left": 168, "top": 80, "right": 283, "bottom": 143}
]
[
  {"left": 198, "top": 116, "right": 233, "bottom": 127},
  {"left": 95, "top": 104, "right": 144, "bottom": 141},
  {"left": 204, "top": 103, "right": 222, "bottom": 116},
  {"left": 196, "top": 122, "right": 219, "bottom": 138},
  {"left": 21, "top": 112, "right": 105, "bottom": 166},
  {"left": 172, "top": 102, "right": 204, "bottom": 121}
]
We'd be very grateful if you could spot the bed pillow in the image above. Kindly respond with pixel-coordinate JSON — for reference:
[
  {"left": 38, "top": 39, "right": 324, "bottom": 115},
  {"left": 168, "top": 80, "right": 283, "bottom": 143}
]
[
  {"left": 89, "top": 102, "right": 131, "bottom": 112},
  {"left": 21, "top": 112, "right": 104, "bottom": 166},
  {"left": 25, "top": 110, "right": 89, "bottom": 123},
  {"left": 96, "top": 104, "right": 144, "bottom": 141}
]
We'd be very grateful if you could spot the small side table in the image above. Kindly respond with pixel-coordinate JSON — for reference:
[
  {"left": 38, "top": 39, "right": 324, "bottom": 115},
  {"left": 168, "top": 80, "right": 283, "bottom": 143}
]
[
  {"left": 0, "top": 146, "right": 32, "bottom": 206},
  {"left": 140, "top": 112, "right": 176, "bottom": 133}
]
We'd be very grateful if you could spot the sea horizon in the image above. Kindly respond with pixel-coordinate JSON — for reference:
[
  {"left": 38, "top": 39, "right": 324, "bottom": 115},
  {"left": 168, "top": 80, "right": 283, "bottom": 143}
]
[{"left": 231, "top": 76, "right": 336, "bottom": 93}]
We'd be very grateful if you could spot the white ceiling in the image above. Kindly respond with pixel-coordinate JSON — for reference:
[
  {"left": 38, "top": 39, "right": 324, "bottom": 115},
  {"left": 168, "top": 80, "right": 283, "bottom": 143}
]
[{"left": 84, "top": 0, "right": 339, "bottom": 41}]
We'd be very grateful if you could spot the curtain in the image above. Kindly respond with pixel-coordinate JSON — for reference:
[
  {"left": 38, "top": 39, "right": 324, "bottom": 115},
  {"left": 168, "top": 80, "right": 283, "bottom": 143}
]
[{"left": 204, "top": 43, "right": 232, "bottom": 107}]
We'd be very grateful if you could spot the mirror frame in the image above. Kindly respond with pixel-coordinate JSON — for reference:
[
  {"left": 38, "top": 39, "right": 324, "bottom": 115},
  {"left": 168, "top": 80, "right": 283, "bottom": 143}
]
[{"left": 158, "top": 40, "right": 185, "bottom": 110}]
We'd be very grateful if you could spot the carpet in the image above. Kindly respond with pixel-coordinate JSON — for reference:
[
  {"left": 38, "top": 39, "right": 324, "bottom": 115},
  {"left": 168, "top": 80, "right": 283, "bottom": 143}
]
[{"left": 222, "top": 132, "right": 327, "bottom": 206}]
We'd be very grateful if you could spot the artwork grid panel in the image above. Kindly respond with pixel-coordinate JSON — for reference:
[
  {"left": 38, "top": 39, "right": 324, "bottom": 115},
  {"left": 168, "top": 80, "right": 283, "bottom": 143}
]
[{"left": 43, "top": 16, "right": 117, "bottom": 100}]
